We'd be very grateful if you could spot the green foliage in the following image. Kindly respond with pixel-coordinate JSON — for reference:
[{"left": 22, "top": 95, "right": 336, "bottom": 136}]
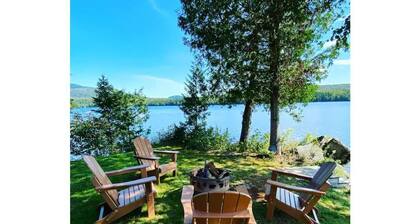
[
  {"left": 157, "top": 125, "right": 273, "bottom": 154},
  {"left": 70, "top": 98, "right": 94, "bottom": 108},
  {"left": 70, "top": 114, "right": 109, "bottom": 155},
  {"left": 178, "top": 0, "right": 349, "bottom": 152},
  {"left": 184, "top": 127, "right": 231, "bottom": 151},
  {"left": 301, "top": 133, "right": 318, "bottom": 145},
  {"left": 70, "top": 98, "right": 76, "bottom": 108},
  {"left": 233, "top": 132, "right": 270, "bottom": 153},
  {"left": 71, "top": 75, "right": 150, "bottom": 155},
  {"left": 146, "top": 97, "right": 183, "bottom": 106},
  {"left": 313, "top": 88, "right": 350, "bottom": 102},
  {"left": 331, "top": 15, "right": 350, "bottom": 50},
  {"left": 180, "top": 64, "right": 210, "bottom": 130},
  {"left": 156, "top": 124, "right": 187, "bottom": 146}
]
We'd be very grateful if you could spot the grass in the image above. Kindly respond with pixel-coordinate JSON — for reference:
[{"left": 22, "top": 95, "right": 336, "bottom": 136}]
[{"left": 71, "top": 146, "right": 350, "bottom": 223}]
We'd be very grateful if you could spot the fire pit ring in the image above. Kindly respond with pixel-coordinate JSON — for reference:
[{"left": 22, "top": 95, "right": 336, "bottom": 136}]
[{"left": 190, "top": 168, "right": 231, "bottom": 193}]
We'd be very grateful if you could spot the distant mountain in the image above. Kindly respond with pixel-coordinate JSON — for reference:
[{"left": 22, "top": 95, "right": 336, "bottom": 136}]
[
  {"left": 70, "top": 83, "right": 85, "bottom": 88},
  {"left": 70, "top": 83, "right": 96, "bottom": 98}
]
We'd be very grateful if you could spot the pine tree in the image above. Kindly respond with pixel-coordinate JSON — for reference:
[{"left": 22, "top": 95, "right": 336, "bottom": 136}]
[
  {"left": 180, "top": 64, "right": 209, "bottom": 131},
  {"left": 71, "top": 75, "right": 149, "bottom": 155}
]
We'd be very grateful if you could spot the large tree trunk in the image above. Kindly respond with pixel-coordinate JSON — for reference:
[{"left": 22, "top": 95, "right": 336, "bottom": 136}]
[
  {"left": 239, "top": 100, "right": 254, "bottom": 143},
  {"left": 269, "top": 85, "right": 280, "bottom": 154}
]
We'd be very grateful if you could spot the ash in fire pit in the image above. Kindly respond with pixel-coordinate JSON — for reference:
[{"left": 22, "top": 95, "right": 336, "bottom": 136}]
[{"left": 190, "top": 161, "right": 231, "bottom": 193}]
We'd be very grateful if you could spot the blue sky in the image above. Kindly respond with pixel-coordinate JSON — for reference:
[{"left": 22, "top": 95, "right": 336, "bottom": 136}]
[{"left": 71, "top": 0, "right": 350, "bottom": 97}]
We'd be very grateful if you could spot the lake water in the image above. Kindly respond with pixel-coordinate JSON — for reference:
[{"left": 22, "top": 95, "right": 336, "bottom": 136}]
[{"left": 71, "top": 101, "right": 350, "bottom": 146}]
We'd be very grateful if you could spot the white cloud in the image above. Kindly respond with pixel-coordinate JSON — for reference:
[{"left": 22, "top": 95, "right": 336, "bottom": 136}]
[
  {"left": 147, "top": 0, "right": 168, "bottom": 16},
  {"left": 134, "top": 75, "right": 184, "bottom": 98},
  {"left": 334, "top": 59, "right": 351, "bottom": 65},
  {"left": 323, "top": 40, "right": 337, "bottom": 49}
]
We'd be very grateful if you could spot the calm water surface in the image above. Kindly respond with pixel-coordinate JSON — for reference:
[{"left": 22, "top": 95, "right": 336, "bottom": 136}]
[{"left": 71, "top": 101, "right": 349, "bottom": 146}]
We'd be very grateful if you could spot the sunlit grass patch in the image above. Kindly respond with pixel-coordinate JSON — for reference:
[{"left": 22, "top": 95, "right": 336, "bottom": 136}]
[{"left": 71, "top": 147, "right": 350, "bottom": 223}]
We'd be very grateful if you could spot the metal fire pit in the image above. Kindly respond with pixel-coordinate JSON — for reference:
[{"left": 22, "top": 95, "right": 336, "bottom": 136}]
[{"left": 190, "top": 168, "right": 231, "bottom": 193}]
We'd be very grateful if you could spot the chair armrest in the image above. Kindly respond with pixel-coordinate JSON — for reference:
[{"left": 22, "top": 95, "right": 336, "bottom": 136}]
[
  {"left": 181, "top": 185, "right": 194, "bottom": 224},
  {"left": 96, "top": 176, "right": 156, "bottom": 191},
  {"left": 154, "top": 150, "right": 180, "bottom": 154},
  {"left": 270, "top": 168, "right": 313, "bottom": 180},
  {"left": 105, "top": 164, "right": 149, "bottom": 176},
  {"left": 266, "top": 180, "right": 325, "bottom": 196},
  {"left": 134, "top": 155, "right": 161, "bottom": 160}
]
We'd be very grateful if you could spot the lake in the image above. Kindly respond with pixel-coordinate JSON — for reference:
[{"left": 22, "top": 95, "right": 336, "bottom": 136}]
[{"left": 71, "top": 101, "right": 350, "bottom": 146}]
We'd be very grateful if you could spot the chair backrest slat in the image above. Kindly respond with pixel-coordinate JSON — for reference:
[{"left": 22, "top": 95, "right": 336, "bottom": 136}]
[
  {"left": 208, "top": 192, "right": 224, "bottom": 224},
  {"left": 300, "top": 162, "right": 336, "bottom": 202},
  {"left": 83, "top": 155, "right": 119, "bottom": 209},
  {"left": 194, "top": 192, "right": 208, "bottom": 224},
  {"left": 133, "top": 137, "right": 156, "bottom": 167},
  {"left": 310, "top": 162, "right": 336, "bottom": 189},
  {"left": 221, "top": 193, "right": 240, "bottom": 224},
  {"left": 193, "top": 191, "right": 251, "bottom": 224}
]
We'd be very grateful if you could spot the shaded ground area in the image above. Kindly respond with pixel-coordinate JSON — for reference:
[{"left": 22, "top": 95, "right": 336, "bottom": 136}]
[{"left": 71, "top": 147, "right": 350, "bottom": 223}]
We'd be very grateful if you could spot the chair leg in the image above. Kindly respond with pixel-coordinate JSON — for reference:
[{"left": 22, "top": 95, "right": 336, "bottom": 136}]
[
  {"left": 144, "top": 181, "right": 155, "bottom": 219},
  {"left": 266, "top": 185, "right": 277, "bottom": 220},
  {"left": 155, "top": 169, "right": 160, "bottom": 185},
  {"left": 301, "top": 214, "right": 316, "bottom": 224},
  {"left": 147, "top": 191, "right": 155, "bottom": 218},
  {"left": 266, "top": 200, "right": 275, "bottom": 220}
]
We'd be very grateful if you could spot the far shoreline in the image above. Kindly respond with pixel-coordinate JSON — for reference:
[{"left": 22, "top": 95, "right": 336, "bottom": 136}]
[{"left": 71, "top": 100, "right": 350, "bottom": 109}]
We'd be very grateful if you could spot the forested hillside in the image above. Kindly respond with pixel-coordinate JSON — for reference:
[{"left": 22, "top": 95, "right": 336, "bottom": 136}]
[{"left": 71, "top": 83, "right": 350, "bottom": 108}]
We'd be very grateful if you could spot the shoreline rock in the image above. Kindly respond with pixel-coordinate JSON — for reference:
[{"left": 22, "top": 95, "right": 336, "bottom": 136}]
[{"left": 316, "top": 136, "right": 350, "bottom": 164}]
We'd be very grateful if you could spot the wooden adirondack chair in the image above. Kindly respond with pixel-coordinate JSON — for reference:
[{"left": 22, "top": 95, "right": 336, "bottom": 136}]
[
  {"left": 83, "top": 155, "right": 157, "bottom": 224},
  {"left": 133, "top": 136, "right": 179, "bottom": 184},
  {"left": 265, "top": 162, "right": 337, "bottom": 224},
  {"left": 181, "top": 185, "right": 256, "bottom": 224}
]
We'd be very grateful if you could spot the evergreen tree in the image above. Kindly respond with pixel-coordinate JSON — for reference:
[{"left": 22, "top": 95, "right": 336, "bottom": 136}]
[
  {"left": 71, "top": 76, "right": 149, "bottom": 155},
  {"left": 180, "top": 64, "right": 209, "bottom": 131}
]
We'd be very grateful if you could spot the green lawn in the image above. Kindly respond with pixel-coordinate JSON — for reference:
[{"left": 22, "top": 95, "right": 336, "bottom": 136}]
[{"left": 71, "top": 146, "right": 350, "bottom": 223}]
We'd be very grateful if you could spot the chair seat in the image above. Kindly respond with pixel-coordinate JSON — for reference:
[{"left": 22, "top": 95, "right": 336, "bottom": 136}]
[
  {"left": 265, "top": 184, "right": 302, "bottom": 209},
  {"left": 146, "top": 162, "right": 176, "bottom": 174},
  {"left": 159, "top": 162, "right": 176, "bottom": 173},
  {"left": 118, "top": 184, "right": 157, "bottom": 207}
]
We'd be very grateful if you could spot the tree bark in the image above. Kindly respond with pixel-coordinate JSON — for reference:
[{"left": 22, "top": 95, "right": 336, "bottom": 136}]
[
  {"left": 269, "top": 85, "right": 280, "bottom": 154},
  {"left": 239, "top": 100, "right": 254, "bottom": 143}
]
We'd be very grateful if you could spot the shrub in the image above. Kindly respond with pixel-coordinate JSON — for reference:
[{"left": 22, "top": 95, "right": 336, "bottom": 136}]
[
  {"left": 157, "top": 125, "right": 272, "bottom": 154},
  {"left": 156, "top": 124, "right": 187, "bottom": 146},
  {"left": 301, "top": 133, "right": 317, "bottom": 145},
  {"left": 183, "top": 126, "right": 231, "bottom": 151}
]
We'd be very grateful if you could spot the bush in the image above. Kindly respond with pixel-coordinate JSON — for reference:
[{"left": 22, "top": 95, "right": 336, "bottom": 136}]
[
  {"left": 158, "top": 125, "right": 231, "bottom": 151},
  {"left": 156, "top": 124, "right": 187, "bottom": 146},
  {"left": 70, "top": 114, "right": 109, "bottom": 156},
  {"left": 157, "top": 125, "right": 273, "bottom": 154},
  {"left": 301, "top": 133, "right": 317, "bottom": 145}
]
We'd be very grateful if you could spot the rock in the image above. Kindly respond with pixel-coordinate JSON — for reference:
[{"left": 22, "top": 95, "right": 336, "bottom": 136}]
[
  {"left": 316, "top": 136, "right": 350, "bottom": 164},
  {"left": 296, "top": 143, "right": 325, "bottom": 164}
]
